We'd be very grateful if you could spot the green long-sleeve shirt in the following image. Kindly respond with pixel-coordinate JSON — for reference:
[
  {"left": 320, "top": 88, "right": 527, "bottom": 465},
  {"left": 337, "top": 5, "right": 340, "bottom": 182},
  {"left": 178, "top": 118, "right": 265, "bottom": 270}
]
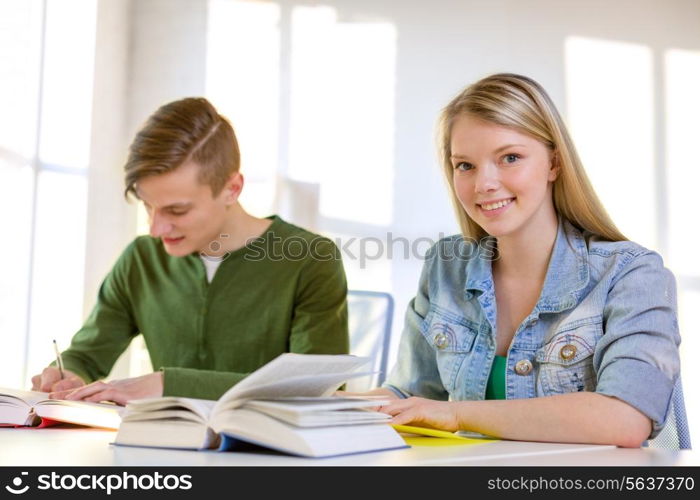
[{"left": 60, "top": 216, "right": 349, "bottom": 399}]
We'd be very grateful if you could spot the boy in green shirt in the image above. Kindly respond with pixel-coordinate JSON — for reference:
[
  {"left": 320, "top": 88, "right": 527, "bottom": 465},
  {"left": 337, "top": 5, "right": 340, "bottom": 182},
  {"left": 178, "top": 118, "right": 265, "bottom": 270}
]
[{"left": 31, "top": 98, "right": 348, "bottom": 403}]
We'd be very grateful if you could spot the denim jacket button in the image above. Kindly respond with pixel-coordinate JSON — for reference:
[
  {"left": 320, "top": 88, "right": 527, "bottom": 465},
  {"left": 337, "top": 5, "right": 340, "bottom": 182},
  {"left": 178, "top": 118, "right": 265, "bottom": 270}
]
[
  {"left": 434, "top": 333, "right": 449, "bottom": 349},
  {"left": 514, "top": 359, "right": 533, "bottom": 375},
  {"left": 560, "top": 344, "right": 577, "bottom": 360}
]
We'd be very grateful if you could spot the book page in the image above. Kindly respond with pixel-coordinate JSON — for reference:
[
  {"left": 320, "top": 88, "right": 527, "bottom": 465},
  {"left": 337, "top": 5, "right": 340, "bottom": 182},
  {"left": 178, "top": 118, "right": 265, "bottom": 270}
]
[
  {"left": 245, "top": 397, "right": 389, "bottom": 412},
  {"left": 0, "top": 388, "right": 123, "bottom": 412},
  {"left": 214, "top": 372, "right": 376, "bottom": 412},
  {"left": 239, "top": 405, "right": 390, "bottom": 427},
  {"left": 34, "top": 402, "right": 122, "bottom": 430},
  {"left": 37, "top": 399, "right": 124, "bottom": 412},
  {"left": 121, "top": 409, "right": 206, "bottom": 424},
  {"left": 124, "top": 397, "right": 215, "bottom": 422},
  {"left": 0, "top": 387, "right": 50, "bottom": 407},
  {"left": 240, "top": 399, "right": 391, "bottom": 427},
  {"left": 212, "top": 354, "right": 371, "bottom": 413}
]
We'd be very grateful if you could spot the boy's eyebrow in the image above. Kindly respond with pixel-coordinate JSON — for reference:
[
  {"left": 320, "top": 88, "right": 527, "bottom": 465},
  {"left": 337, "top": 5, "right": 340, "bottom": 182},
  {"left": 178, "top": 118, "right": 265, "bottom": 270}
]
[
  {"left": 162, "top": 202, "right": 192, "bottom": 210},
  {"left": 141, "top": 200, "right": 193, "bottom": 210},
  {"left": 451, "top": 144, "right": 527, "bottom": 160}
]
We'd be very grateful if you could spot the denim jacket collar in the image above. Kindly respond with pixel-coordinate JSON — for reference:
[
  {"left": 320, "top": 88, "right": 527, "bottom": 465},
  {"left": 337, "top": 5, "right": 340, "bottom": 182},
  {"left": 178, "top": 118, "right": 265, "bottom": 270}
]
[{"left": 464, "top": 217, "right": 590, "bottom": 313}]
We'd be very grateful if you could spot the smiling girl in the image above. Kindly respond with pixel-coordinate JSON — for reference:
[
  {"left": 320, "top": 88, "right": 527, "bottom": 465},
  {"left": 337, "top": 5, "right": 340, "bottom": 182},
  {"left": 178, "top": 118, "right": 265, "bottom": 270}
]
[{"left": 369, "top": 73, "right": 681, "bottom": 447}]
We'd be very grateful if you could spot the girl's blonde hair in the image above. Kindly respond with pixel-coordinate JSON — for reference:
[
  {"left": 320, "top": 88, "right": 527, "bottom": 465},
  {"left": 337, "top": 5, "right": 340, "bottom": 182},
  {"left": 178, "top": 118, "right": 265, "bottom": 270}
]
[{"left": 437, "top": 73, "right": 626, "bottom": 241}]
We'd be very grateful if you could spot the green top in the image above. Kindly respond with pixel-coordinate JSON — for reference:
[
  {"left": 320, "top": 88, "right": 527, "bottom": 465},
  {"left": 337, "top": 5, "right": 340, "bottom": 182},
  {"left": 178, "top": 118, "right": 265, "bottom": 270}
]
[
  {"left": 485, "top": 355, "right": 507, "bottom": 400},
  {"left": 59, "top": 216, "right": 349, "bottom": 400}
]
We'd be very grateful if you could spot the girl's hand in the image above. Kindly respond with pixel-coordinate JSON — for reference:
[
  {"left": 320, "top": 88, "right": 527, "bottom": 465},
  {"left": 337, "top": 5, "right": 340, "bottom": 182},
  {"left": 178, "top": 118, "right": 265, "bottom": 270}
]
[{"left": 378, "top": 396, "right": 460, "bottom": 431}]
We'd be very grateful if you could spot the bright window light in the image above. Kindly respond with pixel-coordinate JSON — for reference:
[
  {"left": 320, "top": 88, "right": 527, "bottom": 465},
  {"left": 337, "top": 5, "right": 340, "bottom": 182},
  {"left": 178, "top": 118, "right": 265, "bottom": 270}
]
[
  {"left": 206, "top": 0, "right": 281, "bottom": 217},
  {"left": 38, "top": 0, "right": 97, "bottom": 170},
  {"left": 0, "top": 162, "right": 34, "bottom": 388},
  {"left": 0, "top": 0, "right": 42, "bottom": 159},
  {"left": 289, "top": 6, "right": 396, "bottom": 227},
  {"left": 665, "top": 51, "right": 700, "bottom": 448},
  {"left": 678, "top": 289, "right": 700, "bottom": 448},
  {"left": 0, "top": 0, "right": 97, "bottom": 387},
  {"left": 565, "top": 36, "right": 656, "bottom": 250},
  {"left": 0, "top": 0, "right": 42, "bottom": 388},
  {"left": 665, "top": 49, "right": 700, "bottom": 277},
  {"left": 27, "top": 171, "right": 88, "bottom": 380}
]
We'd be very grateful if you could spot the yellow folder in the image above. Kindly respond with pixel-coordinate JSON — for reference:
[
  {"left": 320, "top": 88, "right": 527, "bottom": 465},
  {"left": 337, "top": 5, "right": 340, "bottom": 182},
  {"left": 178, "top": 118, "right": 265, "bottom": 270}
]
[{"left": 392, "top": 424, "right": 496, "bottom": 447}]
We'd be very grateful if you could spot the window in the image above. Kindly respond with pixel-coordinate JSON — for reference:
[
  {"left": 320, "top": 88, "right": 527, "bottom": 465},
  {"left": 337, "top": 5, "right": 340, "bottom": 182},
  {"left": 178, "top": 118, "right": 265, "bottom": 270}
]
[{"left": 0, "top": 0, "right": 97, "bottom": 387}]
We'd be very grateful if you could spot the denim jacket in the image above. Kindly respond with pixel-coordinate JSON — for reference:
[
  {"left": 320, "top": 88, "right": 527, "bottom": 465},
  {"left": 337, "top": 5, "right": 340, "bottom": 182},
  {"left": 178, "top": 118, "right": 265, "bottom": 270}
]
[{"left": 384, "top": 218, "right": 680, "bottom": 438}]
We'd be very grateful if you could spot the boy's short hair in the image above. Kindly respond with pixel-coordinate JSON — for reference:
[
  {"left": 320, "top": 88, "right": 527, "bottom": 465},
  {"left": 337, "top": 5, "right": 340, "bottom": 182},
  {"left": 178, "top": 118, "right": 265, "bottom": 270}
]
[{"left": 124, "top": 97, "right": 240, "bottom": 197}]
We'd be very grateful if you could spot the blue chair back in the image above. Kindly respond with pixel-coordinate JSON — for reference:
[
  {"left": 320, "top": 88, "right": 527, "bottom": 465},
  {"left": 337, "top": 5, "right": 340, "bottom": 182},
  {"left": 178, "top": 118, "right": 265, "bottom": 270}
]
[
  {"left": 344, "top": 290, "right": 394, "bottom": 392},
  {"left": 647, "top": 377, "right": 692, "bottom": 449}
]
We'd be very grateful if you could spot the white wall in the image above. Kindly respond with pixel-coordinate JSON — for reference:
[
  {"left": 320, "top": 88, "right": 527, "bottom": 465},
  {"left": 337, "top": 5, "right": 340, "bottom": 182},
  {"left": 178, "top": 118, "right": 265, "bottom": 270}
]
[
  {"left": 127, "top": 0, "right": 208, "bottom": 136},
  {"left": 85, "top": 0, "right": 134, "bottom": 314},
  {"left": 83, "top": 0, "right": 135, "bottom": 378}
]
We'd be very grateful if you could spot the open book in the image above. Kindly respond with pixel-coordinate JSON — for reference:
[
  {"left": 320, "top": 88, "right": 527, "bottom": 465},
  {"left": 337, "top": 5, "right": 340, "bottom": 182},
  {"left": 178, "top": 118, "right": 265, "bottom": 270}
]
[
  {"left": 0, "top": 388, "right": 122, "bottom": 429},
  {"left": 115, "top": 353, "right": 408, "bottom": 457}
]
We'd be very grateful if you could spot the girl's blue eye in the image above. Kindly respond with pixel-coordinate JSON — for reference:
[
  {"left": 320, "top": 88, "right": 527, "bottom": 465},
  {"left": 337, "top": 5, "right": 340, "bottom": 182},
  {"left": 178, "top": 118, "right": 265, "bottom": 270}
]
[
  {"left": 503, "top": 154, "right": 520, "bottom": 164},
  {"left": 455, "top": 162, "right": 473, "bottom": 171}
]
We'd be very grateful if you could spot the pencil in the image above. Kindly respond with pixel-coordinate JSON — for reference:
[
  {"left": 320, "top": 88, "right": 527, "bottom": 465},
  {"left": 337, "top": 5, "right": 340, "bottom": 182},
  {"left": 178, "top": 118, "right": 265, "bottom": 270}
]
[{"left": 52, "top": 339, "right": 65, "bottom": 380}]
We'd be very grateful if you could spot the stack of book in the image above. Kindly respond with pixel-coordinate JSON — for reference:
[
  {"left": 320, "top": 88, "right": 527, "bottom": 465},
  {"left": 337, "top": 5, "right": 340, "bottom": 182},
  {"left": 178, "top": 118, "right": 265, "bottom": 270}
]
[{"left": 115, "top": 353, "right": 408, "bottom": 457}]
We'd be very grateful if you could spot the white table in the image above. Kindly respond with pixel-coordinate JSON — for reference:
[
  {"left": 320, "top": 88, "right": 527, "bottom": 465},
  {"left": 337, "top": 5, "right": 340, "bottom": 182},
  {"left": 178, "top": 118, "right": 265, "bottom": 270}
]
[{"left": 1, "top": 428, "right": 697, "bottom": 466}]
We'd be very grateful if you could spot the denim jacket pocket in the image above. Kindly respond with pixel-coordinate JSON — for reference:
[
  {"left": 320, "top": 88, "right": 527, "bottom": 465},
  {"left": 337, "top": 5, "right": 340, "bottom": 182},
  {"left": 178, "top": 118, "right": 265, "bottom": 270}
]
[
  {"left": 535, "top": 318, "right": 603, "bottom": 396},
  {"left": 420, "top": 307, "right": 478, "bottom": 392}
]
